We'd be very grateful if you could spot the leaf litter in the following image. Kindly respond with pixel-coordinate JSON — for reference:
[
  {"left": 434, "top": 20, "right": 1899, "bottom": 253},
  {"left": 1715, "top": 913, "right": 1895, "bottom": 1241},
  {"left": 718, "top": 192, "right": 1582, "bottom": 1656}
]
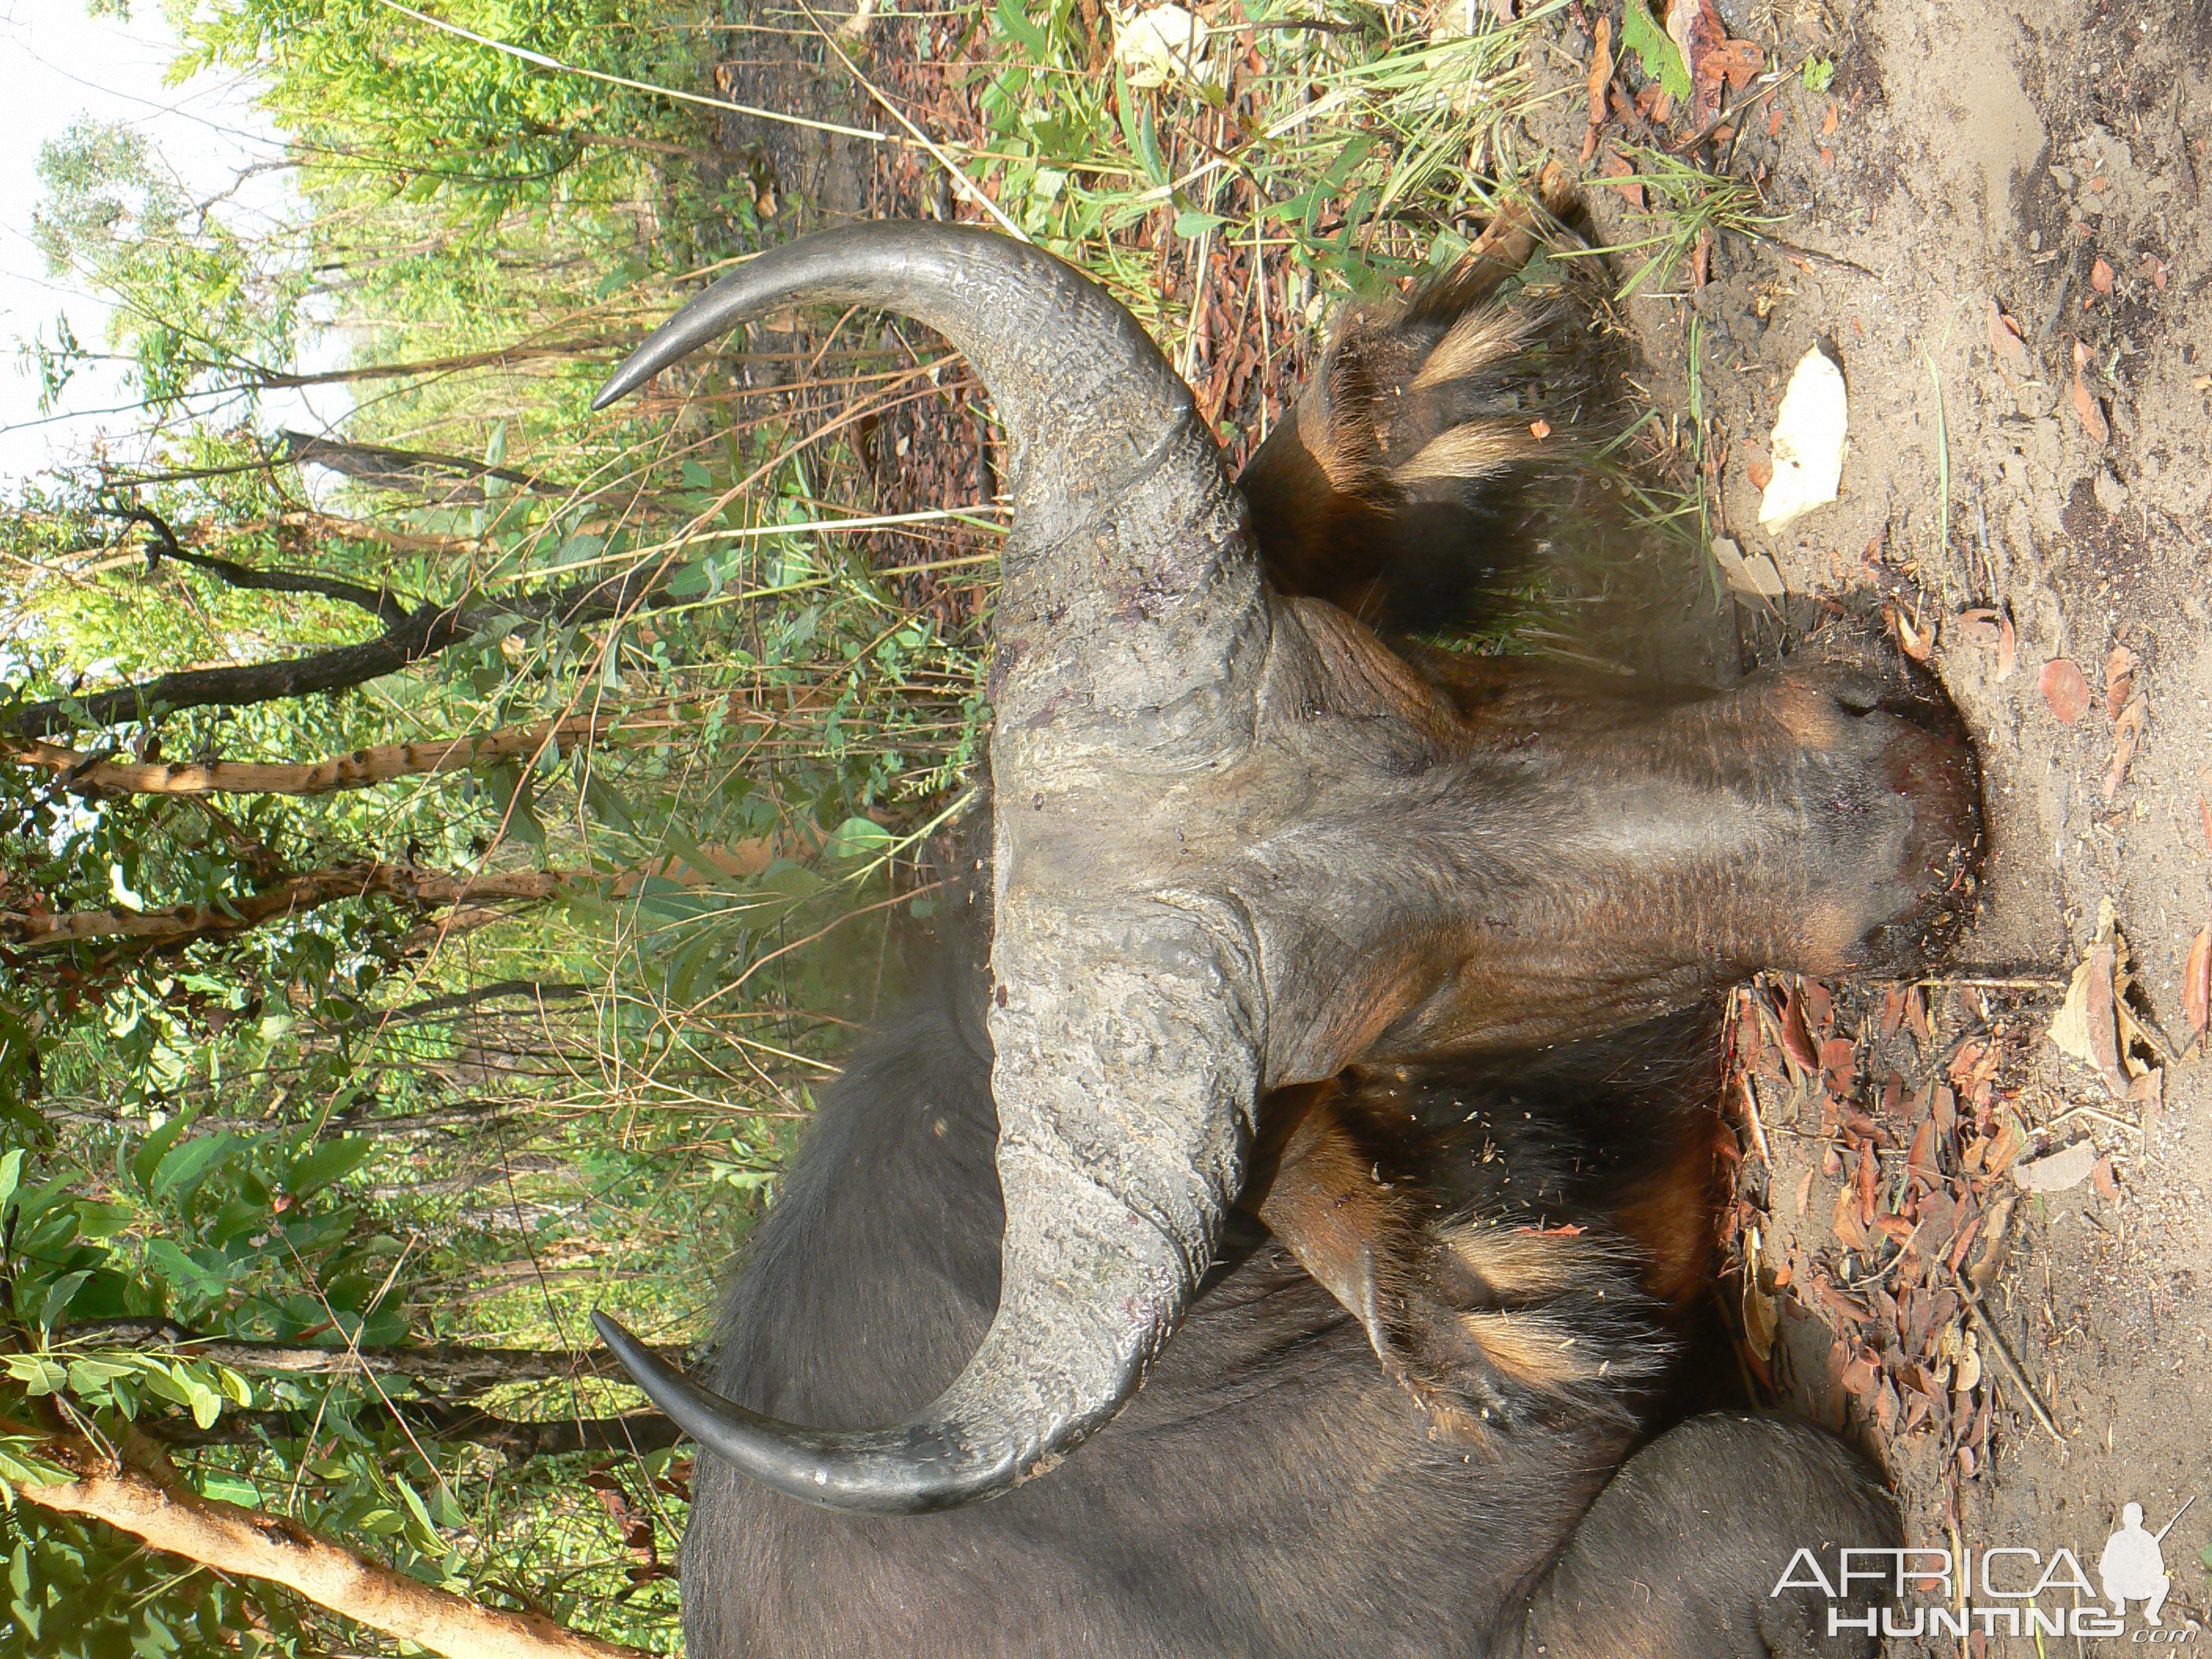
[{"left": 1722, "top": 946, "right": 2141, "bottom": 1512}]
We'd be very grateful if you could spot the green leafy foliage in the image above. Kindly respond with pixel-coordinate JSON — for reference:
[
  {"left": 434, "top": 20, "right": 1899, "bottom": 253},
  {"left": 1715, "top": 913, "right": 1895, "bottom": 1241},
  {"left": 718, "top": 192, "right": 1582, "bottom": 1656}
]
[{"left": 1619, "top": 0, "right": 1692, "bottom": 104}]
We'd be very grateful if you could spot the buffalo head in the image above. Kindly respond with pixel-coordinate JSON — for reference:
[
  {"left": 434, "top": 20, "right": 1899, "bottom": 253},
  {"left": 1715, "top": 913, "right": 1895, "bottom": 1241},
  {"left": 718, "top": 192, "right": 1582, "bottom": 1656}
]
[{"left": 591, "top": 222, "right": 1980, "bottom": 1514}]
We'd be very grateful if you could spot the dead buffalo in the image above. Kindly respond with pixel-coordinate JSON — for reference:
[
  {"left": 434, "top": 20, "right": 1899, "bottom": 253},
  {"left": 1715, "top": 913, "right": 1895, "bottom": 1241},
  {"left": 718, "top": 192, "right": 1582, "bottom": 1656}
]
[{"left": 586, "top": 221, "right": 1976, "bottom": 1650}]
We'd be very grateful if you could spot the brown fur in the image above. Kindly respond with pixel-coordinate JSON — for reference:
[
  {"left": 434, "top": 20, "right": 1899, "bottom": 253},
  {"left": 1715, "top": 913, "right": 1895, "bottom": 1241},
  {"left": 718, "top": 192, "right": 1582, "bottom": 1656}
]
[
  {"left": 1239, "top": 253, "right": 1612, "bottom": 634},
  {"left": 1242, "top": 1046, "right": 1709, "bottom": 1441}
]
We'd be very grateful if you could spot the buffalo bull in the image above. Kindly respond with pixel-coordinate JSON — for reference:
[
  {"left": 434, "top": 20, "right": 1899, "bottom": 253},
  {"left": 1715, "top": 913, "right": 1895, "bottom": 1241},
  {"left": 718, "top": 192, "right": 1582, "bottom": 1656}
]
[{"left": 588, "top": 221, "right": 1979, "bottom": 1651}]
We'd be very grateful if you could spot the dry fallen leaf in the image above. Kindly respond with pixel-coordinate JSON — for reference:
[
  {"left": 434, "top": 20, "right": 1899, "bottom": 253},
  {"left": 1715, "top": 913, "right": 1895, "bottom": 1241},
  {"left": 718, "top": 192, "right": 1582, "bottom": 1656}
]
[
  {"left": 1112, "top": 5, "right": 1217, "bottom": 90},
  {"left": 1711, "top": 535, "right": 1785, "bottom": 601},
  {"left": 2089, "top": 256, "right": 2115, "bottom": 295},
  {"left": 1759, "top": 347, "right": 1849, "bottom": 528},
  {"left": 1711, "top": 38, "right": 1762, "bottom": 89},
  {"left": 1833, "top": 1183, "right": 1870, "bottom": 1251},
  {"left": 1585, "top": 16, "right": 1613, "bottom": 126},
  {"left": 1599, "top": 149, "right": 1645, "bottom": 208},
  {"left": 1664, "top": 0, "right": 1729, "bottom": 126},
  {"left": 1529, "top": 418, "right": 1552, "bottom": 440},
  {"left": 1983, "top": 1113, "right": 2027, "bottom": 1177},
  {"left": 2038, "top": 657, "right": 2090, "bottom": 723},
  {"left": 2048, "top": 940, "right": 2127, "bottom": 1096},
  {"left": 1890, "top": 605, "right": 1933, "bottom": 662},
  {"left": 2103, "top": 643, "right": 2138, "bottom": 718},
  {"left": 1952, "top": 1331, "right": 1981, "bottom": 1394},
  {"left": 1780, "top": 988, "right": 1820, "bottom": 1075},
  {"left": 1819, "top": 1035, "right": 1856, "bottom": 1099},
  {"left": 1742, "top": 1223, "right": 1778, "bottom": 1361},
  {"left": 2100, "top": 693, "right": 2147, "bottom": 803},
  {"left": 2091, "top": 1156, "right": 2121, "bottom": 1203},
  {"left": 2185, "top": 921, "right": 2210, "bottom": 1042},
  {"left": 1878, "top": 985, "right": 1908, "bottom": 1038},
  {"left": 1820, "top": 101, "right": 1838, "bottom": 138},
  {"left": 1954, "top": 607, "right": 2016, "bottom": 680},
  {"left": 2013, "top": 1141, "right": 2096, "bottom": 1195},
  {"left": 1985, "top": 299, "right": 2027, "bottom": 364},
  {"left": 2070, "top": 339, "right": 2110, "bottom": 443}
]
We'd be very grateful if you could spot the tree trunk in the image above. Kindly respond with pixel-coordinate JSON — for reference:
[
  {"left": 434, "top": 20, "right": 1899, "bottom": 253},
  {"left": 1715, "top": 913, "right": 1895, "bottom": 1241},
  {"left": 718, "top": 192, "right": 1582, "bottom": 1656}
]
[
  {"left": 2, "top": 864, "right": 571, "bottom": 953},
  {"left": 11, "top": 1437, "right": 646, "bottom": 1659},
  {"left": 147, "top": 1403, "right": 683, "bottom": 1462},
  {"left": 0, "top": 601, "right": 471, "bottom": 740},
  {"left": 273, "top": 429, "right": 570, "bottom": 502},
  {"left": 4, "top": 714, "right": 611, "bottom": 798},
  {"left": 57, "top": 1324, "right": 674, "bottom": 1391}
]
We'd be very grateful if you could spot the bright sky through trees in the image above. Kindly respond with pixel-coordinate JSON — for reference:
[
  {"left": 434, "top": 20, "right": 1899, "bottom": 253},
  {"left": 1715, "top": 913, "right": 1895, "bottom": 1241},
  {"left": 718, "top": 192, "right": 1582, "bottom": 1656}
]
[{"left": 0, "top": 1, "right": 343, "bottom": 486}]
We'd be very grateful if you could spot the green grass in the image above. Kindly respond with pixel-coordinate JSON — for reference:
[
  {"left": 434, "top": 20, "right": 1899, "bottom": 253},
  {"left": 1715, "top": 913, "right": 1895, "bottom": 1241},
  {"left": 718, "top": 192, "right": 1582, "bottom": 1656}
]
[{"left": 1583, "top": 143, "right": 1787, "bottom": 299}]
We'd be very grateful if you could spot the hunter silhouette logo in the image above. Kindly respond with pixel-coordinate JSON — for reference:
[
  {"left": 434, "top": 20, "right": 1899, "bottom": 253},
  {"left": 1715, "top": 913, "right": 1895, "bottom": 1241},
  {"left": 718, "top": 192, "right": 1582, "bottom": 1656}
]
[{"left": 2101, "top": 1499, "right": 2189, "bottom": 1627}]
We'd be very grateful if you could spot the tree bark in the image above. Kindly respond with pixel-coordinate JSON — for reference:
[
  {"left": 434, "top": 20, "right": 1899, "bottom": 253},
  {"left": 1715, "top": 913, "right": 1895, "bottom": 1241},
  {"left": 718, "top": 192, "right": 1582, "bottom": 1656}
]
[
  {"left": 4, "top": 715, "right": 610, "bottom": 798},
  {"left": 251, "top": 342, "right": 632, "bottom": 393},
  {"left": 11, "top": 1437, "right": 646, "bottom": 1659},
  {"left": 273, "top": 429, "right": 570, "bottom": 503},
  {"left": 148, "top": 1403, "right": 683, "bottom": 1461},
  {"left": 0, "top": 600, "right": 471, "bottom": 740},
  {"left": 2, "top": 863, "right": 572, "bottom": 952},
  {"left": 2, "top": 558, "right": 683, "bottom": 741},
  {"left": 101, "top": 504, "right": 408, "bottom": 628},
  {"left": 56, "top": 1324, "right": 673, "bottom": 1390}
]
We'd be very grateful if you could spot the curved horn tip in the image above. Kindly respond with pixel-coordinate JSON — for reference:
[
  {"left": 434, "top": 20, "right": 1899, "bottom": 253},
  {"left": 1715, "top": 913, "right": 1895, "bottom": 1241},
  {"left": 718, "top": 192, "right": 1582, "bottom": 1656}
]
[
  {"left": 591, "top": 1307, "right": 1015, "bottom": 1516},
  {"left": 588, "top": 367, "right": 648, "bottom": 412},
  {"left": 591, "top": 1308, "right": 658, "bottom": 1375}
]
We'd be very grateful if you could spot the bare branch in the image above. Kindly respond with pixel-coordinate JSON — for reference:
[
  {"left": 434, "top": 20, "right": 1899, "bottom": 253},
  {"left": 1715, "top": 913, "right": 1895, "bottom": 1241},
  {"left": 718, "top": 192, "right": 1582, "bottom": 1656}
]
[
  {"left": 38, "top": 1097, "right": 533, "bottom": 1143},
  {"left": 156, "top": 544, "right": 412, "bottom": 629},
  {"left": 328, "top": 980, "right": 595, "bottom": 1027},
  {"left": 10, "top": 1437, "right": 646, "bottom": 1659},
  {"left": 247, "top": 339, "right": 634, "bottom": 392},
  {"left": 100, "top": 504, "right": 410, "bottom": 627},
  {"left": 276, "top": 429, "right": 570, "bottom": 502}
]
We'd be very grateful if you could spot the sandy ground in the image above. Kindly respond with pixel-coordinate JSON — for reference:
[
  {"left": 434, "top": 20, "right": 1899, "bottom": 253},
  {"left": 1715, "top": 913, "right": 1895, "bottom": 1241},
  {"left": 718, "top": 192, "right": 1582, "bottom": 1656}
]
[{"left": 1557, "top": 0, "right": 2212, "bottom": 1649}]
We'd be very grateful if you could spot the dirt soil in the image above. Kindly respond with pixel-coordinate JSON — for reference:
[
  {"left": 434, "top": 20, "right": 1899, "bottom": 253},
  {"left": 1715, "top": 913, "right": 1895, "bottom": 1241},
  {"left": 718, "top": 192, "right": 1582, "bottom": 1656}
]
[
  {"left": 1546, "top": 0, "right": 2212, "bottom": 1649},
  {"left": 699, "top": 0, "right": 2212, "bottom": 1649}
]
